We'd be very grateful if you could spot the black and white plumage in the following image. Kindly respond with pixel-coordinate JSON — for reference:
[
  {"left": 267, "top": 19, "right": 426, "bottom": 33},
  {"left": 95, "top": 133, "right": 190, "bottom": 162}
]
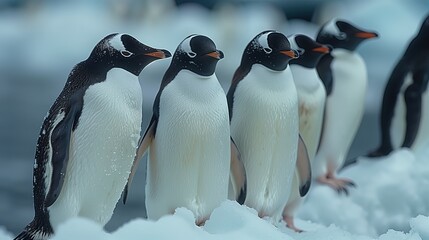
[
  {"left": 368, "top": 14, "right": 429, "bottom": 157},
  {"left": 289, "top": 34, "right": 330, "bottom": 160},
  {"left": 127, "top": 34, "right": 244, "bottom": 225},
  {"left": 14, "top": 33, "right": 171, "bottom": 240},
  {"left": 283, "top": 34, "right": 330, "bottom": 232},
  {"left": 227, "top": 30, "right": 311, "bottom": 222},
  {"left": 315, "top": 19, "right": 378, "bottom": 193}
]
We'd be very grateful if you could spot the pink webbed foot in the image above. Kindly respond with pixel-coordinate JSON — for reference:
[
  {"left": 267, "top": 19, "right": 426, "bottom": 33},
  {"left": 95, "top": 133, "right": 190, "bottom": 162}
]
[
  {"left": 196, "top": 216, "right": 209, "bottom": 226},
  {"left": 283, "top": 215, "right": 303, "bottom": 233},
  {"left": 317, "top": 174, "right": 356, "bottom": 195}
]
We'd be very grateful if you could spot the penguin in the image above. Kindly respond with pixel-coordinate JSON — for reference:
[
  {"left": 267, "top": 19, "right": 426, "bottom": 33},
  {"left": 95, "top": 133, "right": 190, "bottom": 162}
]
[
  {"left": 14, "top": 33, "right": 171, "bottom": 240},
  {"left": 282, "top": 34, "right": 330, "bottom": 232},
  {"left": 314, "top": 19, "right": 378, "bottom": 193},
  {"left": 227, "top": 30, "right": 311, "bottom": 222},
  {"left": 125, "top": 34, "right": 245, "bottom": 225},
  {"left": 368, "top": 14, "right": 429, "bottom": 157}
]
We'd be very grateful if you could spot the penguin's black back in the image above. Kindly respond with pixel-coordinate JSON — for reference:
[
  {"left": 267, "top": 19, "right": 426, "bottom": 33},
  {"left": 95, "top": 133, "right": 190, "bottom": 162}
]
[{"left": 316, "top": 54, "right": 334, "bottom": 96}]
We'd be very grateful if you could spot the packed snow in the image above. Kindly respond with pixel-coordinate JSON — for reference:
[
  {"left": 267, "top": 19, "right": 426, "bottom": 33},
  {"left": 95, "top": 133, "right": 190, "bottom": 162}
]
[{"left": 2, "top": 146, "right": 429, "bottom": 240}]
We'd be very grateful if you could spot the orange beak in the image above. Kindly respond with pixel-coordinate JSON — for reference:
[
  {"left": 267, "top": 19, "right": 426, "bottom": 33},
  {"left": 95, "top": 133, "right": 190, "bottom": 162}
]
[
  {"left": 144, "top": 50, "right": 171, "bottom": 59},
  {"left": 312, "top": 46, "right": 330, "bottom": 54},
  {"left": 206, "top": 50, "right": 224, "bottom": 60},
  {"left": 355, "top": 32, "right": 378, "bottom": 39},
  {"left": 280, "top": 50, "right": 298, "bottom": 59}
]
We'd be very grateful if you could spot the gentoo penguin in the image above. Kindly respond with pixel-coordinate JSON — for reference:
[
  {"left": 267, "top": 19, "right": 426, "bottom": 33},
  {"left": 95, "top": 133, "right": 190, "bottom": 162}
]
[
  {"left": 283, "top": 34, "right": 330, "bottom": 232},
  {"left": 314, "top": 19, "right": 378, "bottom": 193},
  {"left": 126, "top": 34, "right": 244, "bottom": 225},
  {"left": 368, "top": 14, "right": 429, "bottom": 157},
  {"left": 227, "top": 30, "right": 311, "bottom": 222},
  {"left": 14, "top": 33, "right": 171, "bottom": 240}
]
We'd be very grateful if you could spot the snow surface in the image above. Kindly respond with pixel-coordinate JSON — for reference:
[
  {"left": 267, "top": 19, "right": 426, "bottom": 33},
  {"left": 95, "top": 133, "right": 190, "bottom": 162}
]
[
  {"left": 298, "top": 148, "right": 429, "bottom": 237},
  {"left": 2, "top": 146, "right": 429, "bottom": 240}
]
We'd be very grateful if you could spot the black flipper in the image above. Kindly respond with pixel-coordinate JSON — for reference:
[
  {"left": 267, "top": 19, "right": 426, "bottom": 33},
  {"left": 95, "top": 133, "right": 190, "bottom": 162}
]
[
  {"left": 123, "top": 117, "right": 157, "bottom": 204},
  {"left": 316, "top": 54, "right": 334, "bottom": 96},
  {"left": 45, "top": 94, "right": 82, "bottom": 207},
  {"left": 14, "top": 219, "right": 52, "bottom": 240},
  {"left": 296, "top": 134, "right": 311, "bottom": 197},
  {"left": 229, "top": 137, "right": 247, "bottom": 204},
  {"left": 367, "top": 62, "right": 409, "bottom": 158}
]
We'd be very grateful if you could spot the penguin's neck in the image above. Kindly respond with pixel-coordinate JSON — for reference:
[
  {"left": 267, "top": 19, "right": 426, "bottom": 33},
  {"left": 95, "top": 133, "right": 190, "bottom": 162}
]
[
  {"left": 246, "top": 64, "right": 293, "bottom": 90},
  {"left": 82, "top": 59, "right": 111, "bottom": 84},
  {"left": 168, "top": 69, "right": 221, "bottom": 103},
  {"left": 290, "top": 64, "right": 321, "bottom": 92},
  {"left": 63, "top": 61, "right": 109, "bottom": 95},
  {"left": 83, "top": 67, "right": 142, "bottom": 116},
  {"left": 331, "top": 48, "right": 360, "bottom": 60},
  {"left": 290, "top": 55, "right": 319, "bottom": 69}
]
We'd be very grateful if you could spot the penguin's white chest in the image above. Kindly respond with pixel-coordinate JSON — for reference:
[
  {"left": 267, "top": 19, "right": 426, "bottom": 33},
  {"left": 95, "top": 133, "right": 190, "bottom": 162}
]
[
  {"left": 146, "top": 70, "right": 230, "bottom": 223},
  {"left": 291, "top": 65, "right": 326, "bottom": 159},
  {"left": 48, "top": 68, "right": 142, "bottom": 228},
  {"left": 315, "top": 49, "right": 367, "bottom": 176},
  {"left": 230, "top": 64, "right": 299, "bottom": 219}
]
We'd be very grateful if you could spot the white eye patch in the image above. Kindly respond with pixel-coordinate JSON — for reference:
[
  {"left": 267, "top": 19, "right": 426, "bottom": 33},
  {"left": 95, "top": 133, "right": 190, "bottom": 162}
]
[
  {"left": 287, "top": 35, "right": 304, "bottom": 55},
  {"left": 288, "top": 34, "right": 298, "bottom": 51},
  {"left": 258, "top": 32, "right": 273, "bottom": 54},
  {"left": 109, "top": 34, "right": 126, "bottom": 51},
  {"left": 324, "top": 19, "right": 341, "bottom": 36},
  {"left": 180, "top": 35, "right": 197, "bottom": 58}
]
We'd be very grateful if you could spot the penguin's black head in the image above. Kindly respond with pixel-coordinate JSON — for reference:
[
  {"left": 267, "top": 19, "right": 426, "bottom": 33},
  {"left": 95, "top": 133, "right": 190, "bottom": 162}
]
[
  {"left": 171, "top": 34, "right": 224, "bottom": 76},
  {"left": 316, "top": 20, "right": 378, "bottom": 51},
  {"left": 89, "top": 33, "right": 172, "bottom": 76},
  {"left": 417, "top": 14, "right": 429, "bottom": 39},
  {"left": 288, "top": 34, "right": 331, "bottom": 68},
  {"left": 289, "top": 34, "right": 331, "bottom": 68},
  {"left": 241, "top": 30, "right": 298, "bottom": 71}
]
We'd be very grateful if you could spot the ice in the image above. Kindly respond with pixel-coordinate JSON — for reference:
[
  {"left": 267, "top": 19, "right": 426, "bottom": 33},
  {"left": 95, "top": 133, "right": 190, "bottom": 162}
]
[
  {"left": 5, "top": 145, "right": 429, "bottom": 239},
  {"left": 0, "top": 227, "right": 13, "bottom": 240},
  {"left": 298, "top": 148, "right": 429, "bottom": 237},
  {"left": 4, "top": 198, "right": 429, "bottom": 240}
]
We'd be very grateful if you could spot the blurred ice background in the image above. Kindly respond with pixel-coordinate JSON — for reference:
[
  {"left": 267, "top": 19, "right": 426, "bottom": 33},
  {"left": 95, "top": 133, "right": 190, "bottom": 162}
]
[{"left": 1, "top": 0, "right": 429, "bottom": 235}]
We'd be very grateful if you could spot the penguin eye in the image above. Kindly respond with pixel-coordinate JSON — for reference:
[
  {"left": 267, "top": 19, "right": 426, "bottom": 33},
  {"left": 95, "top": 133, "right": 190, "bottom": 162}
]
[
  {"left": 263, "top": 47, "right": 272, "bottom": 54},
  {"left": 121, "top": 50, "right": 133, "bottom": 58},
  {"left": 187, "top": 51, "right": 197, "bottom": 58},
  {"left": 336, "top": 32, "right": 347, "bottom": 40},
  {"left": 297, "top": 48, "right": 305, "bottom": 55}
]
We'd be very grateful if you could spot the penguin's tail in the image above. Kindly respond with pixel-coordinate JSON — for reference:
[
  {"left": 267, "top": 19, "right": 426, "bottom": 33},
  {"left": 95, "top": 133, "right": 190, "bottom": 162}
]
[
  {"left": 14, "top": 231, "right": 35, "bottom": 240},
  {"left": 14, "top": 220, "right": 52, "bottom": 240}
]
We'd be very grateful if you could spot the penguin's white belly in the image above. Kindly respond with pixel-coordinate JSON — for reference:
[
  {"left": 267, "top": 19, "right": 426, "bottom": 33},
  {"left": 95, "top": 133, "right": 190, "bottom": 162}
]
[
  {"left": 291, "top": 65, "right": 326, "bottom": 160},
  {"left": 285, "top": 66, "right": 326, "bottom": 214},
  {"left": 391, "top": 74, "right": 429, "bottom": 151},
  {"left": 145, "top": 71, "right": 230, "bottom": 223},
  {"left": 48, "top": 68, "right": 142, "bottom": 228},
  {"left": 315, "top": 50, "right": 367, "bottom": 176},
  {"left": 230, "top": 65, "right": 299, "bottom": 219}
]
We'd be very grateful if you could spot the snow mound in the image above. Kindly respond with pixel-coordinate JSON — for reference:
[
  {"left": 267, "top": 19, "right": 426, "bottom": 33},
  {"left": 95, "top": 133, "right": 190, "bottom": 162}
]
[
  {"left": 3, "top": 201, "right": 428, "bottom": 240},
  {"left": 3, "top": 147, "right": 429, "bottom": 240},
  {"left": 0, "top": 227, "right": 13, "bottom": 240},
  {"left": 298, "top": 148, "right": 429, "bottom": 237}
]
